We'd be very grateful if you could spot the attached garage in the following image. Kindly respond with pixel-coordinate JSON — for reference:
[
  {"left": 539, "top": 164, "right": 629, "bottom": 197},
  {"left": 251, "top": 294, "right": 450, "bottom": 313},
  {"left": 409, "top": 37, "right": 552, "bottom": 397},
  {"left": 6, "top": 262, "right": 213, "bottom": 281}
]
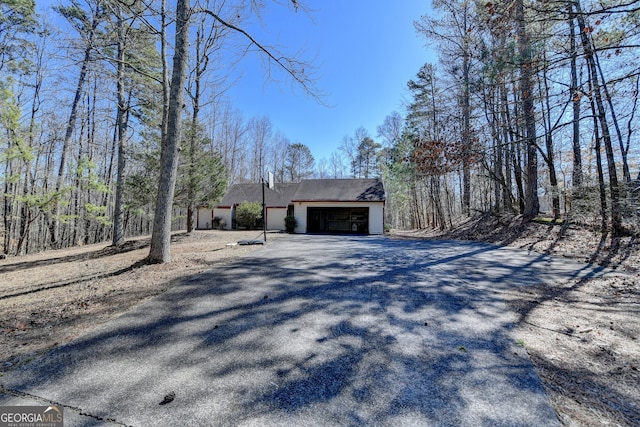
[
  {"left": 291, "top": 179, "right": 385, "bottom": 235},
  {"left": 307, "top": 207, "right": 369, "bottom": 233}
]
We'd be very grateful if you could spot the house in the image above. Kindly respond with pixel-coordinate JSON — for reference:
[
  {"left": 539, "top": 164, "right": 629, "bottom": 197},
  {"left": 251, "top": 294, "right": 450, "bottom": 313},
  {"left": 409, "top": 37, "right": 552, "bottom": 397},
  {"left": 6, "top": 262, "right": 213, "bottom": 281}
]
[{"left": 196, "top": 178, "right": 385, "bottom": 235}]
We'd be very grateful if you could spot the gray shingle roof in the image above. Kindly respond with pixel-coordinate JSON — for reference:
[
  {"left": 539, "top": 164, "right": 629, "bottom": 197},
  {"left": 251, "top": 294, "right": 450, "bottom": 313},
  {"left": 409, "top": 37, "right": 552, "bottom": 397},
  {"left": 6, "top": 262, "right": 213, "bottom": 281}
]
[
  {"left": 217, "top": 183, "right": 298, "bottom": 207},
  {"left": 292, "top": 179, "right": 385, "bottom": 202},
  {"left": 217, "top": 179, "right": 384, "bottom": 208},
  {"left": 218, "top": 179, "right": 385, "bottom": 207}
]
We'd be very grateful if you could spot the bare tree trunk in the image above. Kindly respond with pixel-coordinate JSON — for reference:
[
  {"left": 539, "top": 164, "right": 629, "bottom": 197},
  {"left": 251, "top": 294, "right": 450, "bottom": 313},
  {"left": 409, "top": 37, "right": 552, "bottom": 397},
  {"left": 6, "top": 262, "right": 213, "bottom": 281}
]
[
  {"left": 2, "top": 159, "right": 13, "bottom": 255},
  {"left": 539, "top": 51, "right": 560, "bottom": 219},
  {"left": 102, "top": 90, "right": 118, "bottom": 243},
  {"left": 148, "top": 0, "right": 191, "bottom": 263},
  {"left": 40, "top": 138, "right": 56, "bottom": 252},
  {"left": 461, "top": 12, "right": 471, "bottom": 217},
  {"left": 160, "top": 0, "right": 170, "bottom": 143},
  {"left": 51, "top": 19, "right": 98, "bottom": 248},
  {"left": 508, "top": 84, "right": 525, "bottom": 213},
  {"left": 85, "top": 80, "right": 99, "bottom": 244},
  {"left": 16, "top": 36, "right": 45, "bottom": 255},
  {"left": 491, "top": 103, "right": 503, "bottom": 213},
  {"left": 481, "top": 81, "right": 504, "bottom": 213},
  {"left": 112, "top": 7, "right": 128, "bottom": 246},
  {"left": 568, "top": 6, "right": 583, "bottom": 189},
  {"left": 544, "top": 134, "right": 561, "bottom": 219},
  {"left": 575, "top": 0, "right": 623, "bottom": 235},
  {"left": 515, "top": 0, "right": 539, "bottom": 219},
  {"left": 186, "top": 101, "right": 199, "bottom": 233},
  {"left": 431, "top": 176, "right": 446, "bottom": 230},
  {"left": 186, "top": 19, "right": 207, "bottom": 233},
  {"left": 589, "top": 88, "right": 608, "bottom": 231},
  {"left": 595, "top": 49, "right": 631, "bottom": 184},
  {"left": 628, "top": 75, "right": 639, "bottom": 184},
  {"left": 412, "top": 181, "right": 421, "bottom": 229},
  {"left": 500, "top": 84, "right": 514, "bottom": 213}
]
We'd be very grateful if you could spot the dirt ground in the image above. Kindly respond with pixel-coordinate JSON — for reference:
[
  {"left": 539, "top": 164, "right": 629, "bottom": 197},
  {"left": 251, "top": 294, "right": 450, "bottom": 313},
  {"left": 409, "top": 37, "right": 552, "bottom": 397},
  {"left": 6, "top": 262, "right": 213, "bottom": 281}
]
[
  {"left": 1, "top": 221, "right": 639, "bottom": 426},
  {"left": 0, "top": 230, "right": 284, "bottom": 372}
]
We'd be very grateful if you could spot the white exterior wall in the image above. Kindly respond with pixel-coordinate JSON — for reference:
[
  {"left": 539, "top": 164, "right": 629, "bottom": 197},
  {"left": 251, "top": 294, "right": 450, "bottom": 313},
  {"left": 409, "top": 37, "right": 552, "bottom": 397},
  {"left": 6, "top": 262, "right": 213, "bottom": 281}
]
[
  {"left": 213, "top": 207, "right": 233, "bottom": 230},
  {"left": 293, "top": 201, "right": 385, "bottom": 235},
  {"left": 266, "top": 207, "right": 287, "bottom": 231},
  {"left": 368, "top": 203, "right": 384, "bottom": 234},
  {"left": 197, "top": 209, "right": 213, "bottom": 229}
]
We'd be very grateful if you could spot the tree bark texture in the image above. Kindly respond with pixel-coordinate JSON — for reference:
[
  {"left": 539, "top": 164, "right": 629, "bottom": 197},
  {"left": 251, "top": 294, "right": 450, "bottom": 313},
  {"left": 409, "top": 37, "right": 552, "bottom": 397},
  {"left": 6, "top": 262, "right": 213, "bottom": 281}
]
[
  {"left": 569, "top": 6, "right": 583, "bottom": 189},
  {"left": 575, "top": 0, "right": 623, "bottom": 235},
  {"left": 148, "top": 0, "right": 191, "bottom": 263},
  {"left": 515, "top": 0, "right": 539, "bottom": 219},
  {"left": 112, "top": 8, "right": 128, "bottom": 246}
]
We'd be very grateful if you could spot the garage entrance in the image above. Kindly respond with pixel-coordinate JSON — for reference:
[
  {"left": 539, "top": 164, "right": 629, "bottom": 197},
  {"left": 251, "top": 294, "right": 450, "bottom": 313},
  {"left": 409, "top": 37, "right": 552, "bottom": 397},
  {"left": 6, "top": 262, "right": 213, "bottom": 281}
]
[{"left": 307, "top": 207, "right": 369, "bottom": 234}]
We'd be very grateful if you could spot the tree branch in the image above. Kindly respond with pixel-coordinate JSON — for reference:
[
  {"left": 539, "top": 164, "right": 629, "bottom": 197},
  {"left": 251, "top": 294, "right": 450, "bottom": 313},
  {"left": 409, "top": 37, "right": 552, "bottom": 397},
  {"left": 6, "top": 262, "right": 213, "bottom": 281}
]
[{"left": 195, "top": 7, "right": 321, "bottom": 101}]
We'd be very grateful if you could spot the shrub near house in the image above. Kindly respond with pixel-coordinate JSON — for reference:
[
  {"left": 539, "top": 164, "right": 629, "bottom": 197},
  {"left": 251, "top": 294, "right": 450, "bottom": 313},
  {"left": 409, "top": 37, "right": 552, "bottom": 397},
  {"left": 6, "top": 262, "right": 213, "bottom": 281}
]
[
  {"left": 235, "top": 202, "right": 263, "bottom": 229},
  {"left": 284, "top": 215, "right": 297, "bottom": 233}
]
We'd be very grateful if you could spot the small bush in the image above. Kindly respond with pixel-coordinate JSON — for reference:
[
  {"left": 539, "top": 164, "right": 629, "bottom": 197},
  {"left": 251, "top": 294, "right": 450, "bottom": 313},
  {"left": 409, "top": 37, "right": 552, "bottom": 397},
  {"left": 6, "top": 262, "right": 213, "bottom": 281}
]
[
  {"left": 236, "top": 202, "right": 263, "bottom": 229},
  {"left": 284, "top": 215, "right": 297, "bottom": 233}
]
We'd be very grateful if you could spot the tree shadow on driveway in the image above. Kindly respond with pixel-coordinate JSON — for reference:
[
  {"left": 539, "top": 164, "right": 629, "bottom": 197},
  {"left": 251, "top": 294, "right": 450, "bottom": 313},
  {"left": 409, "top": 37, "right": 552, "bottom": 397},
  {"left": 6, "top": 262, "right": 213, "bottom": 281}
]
[{"left": 2, "top": 235, "right": 614, "bottom": 426}]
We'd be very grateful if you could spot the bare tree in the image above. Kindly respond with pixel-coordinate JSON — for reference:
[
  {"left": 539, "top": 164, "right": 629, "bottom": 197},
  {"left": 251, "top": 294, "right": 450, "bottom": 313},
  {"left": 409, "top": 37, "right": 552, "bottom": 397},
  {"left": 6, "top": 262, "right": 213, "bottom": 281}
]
[
  {"left": 574, "top": 0, "right": 623, "bottom": 235},
  {"left": 50, "top": 0, "right": 105, "bottom": 248},
  {"left": 568, "top": 3, "right": 583, "bottom": 189},
  {"left": 148, "top": 0, "right": 190, "bottom": 263},
  {"left": 111, "top": 2, "right": 128, "bottom": 246},
  {"left": 415, "top": 0, "right": 475, "bottom": 216},
  {"left": 247, "top": 116, "right": 273, "bottom": 182},
  {"left": 328, "top": 151, "right": 346, "bottom": 179},
  {"left": 314, "top": 157, "right": 328, "bottom": 178},
  {"left": 513, "top": 0, "right": 540, "bottom": 219},
  {"left": 377, "top": 111, "right": 403, "bottom": 148},
  {"left": 269, "top": 130, "right": 290, "bottom": 183},
  {"left": 185, "top": 1, "right": 231, "bottom": 233}
]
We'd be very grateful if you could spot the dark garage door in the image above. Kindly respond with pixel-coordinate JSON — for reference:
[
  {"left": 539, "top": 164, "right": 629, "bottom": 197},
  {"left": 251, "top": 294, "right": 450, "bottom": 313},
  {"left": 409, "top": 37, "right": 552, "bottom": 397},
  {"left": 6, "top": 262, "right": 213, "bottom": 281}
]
[{"left": 307, "top": 207, "right": 369, "bottom": 234}]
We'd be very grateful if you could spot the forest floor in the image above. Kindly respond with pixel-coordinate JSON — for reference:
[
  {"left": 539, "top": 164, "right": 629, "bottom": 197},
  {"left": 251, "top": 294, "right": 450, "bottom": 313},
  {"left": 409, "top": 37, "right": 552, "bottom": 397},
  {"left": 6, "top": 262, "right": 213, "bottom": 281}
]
[{"left": 1, "top": 220, "right": 639, "bottom": 426}]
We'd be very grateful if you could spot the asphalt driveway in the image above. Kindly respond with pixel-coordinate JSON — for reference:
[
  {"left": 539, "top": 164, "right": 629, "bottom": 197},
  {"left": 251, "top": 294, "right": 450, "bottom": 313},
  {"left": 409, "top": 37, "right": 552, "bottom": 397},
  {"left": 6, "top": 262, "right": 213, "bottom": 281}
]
[{"left": 1, "top": 235, "right": 611, "bottom": 426}]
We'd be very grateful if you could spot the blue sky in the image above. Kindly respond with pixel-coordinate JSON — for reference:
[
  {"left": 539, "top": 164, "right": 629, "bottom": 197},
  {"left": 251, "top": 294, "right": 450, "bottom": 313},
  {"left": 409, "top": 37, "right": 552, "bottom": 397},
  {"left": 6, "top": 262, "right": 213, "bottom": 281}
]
[
  {"left": 227, "top": 1, "right": 436, "bottom": 161},
  {"left": 37, "top": 0, "right": 435, "bottom": 163}
]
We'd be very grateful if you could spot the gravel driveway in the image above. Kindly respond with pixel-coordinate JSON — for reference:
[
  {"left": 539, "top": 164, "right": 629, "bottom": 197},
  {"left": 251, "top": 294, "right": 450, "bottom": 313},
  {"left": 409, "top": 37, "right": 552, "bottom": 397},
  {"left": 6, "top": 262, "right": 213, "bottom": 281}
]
[{"left": 1, "top": 235, "right": 611, "bottom": 426}]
